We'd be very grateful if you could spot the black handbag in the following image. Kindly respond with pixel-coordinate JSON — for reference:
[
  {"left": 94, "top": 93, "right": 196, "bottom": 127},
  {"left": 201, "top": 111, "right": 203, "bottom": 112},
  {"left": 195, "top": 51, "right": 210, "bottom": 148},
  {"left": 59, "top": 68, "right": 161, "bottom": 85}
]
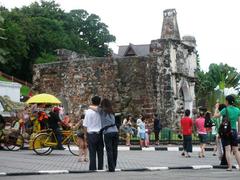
[{"left": 218, "top": 108, "right": 232, "bottom": 138}]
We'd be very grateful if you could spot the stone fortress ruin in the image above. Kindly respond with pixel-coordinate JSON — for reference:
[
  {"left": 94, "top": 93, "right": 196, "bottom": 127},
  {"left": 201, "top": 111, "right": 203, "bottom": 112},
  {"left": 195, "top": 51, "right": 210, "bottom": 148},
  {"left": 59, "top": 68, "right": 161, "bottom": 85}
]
[{"left": 32, "top": 9, "right": 198, "bottom": 128}]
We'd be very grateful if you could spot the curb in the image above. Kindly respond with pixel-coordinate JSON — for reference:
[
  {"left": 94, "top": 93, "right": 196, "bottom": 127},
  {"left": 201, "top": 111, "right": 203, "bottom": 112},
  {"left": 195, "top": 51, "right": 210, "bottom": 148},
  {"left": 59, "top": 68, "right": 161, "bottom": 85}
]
[
  {"left": 0, "top": 165, "right": 239, "bottom": 176},
  {"left": 129, "top": 146, "right": 216, "bottom": 152},
  {"left": 21, "top": 146, "right": 219, "bottom": 152}
]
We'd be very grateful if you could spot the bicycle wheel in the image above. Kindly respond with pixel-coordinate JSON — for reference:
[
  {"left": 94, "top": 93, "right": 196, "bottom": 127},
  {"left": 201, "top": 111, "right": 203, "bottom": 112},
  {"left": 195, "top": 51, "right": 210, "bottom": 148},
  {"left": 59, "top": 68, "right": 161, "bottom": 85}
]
[
  {"left": 68, "top": 132, "right": 79, "bottom": 156},
  {"left": 5, "top": 134, "right": 24, "bottom": 151},
  {"left": 33, "top": 133, "right": 53, "bottom": 155}
]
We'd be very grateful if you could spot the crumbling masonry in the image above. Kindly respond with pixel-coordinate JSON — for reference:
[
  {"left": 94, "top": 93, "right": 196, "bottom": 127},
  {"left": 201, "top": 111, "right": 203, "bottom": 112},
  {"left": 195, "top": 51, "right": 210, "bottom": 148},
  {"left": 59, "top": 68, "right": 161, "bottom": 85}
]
[{"left": 33, "top": 9, "right": 198, "bottom": 128}]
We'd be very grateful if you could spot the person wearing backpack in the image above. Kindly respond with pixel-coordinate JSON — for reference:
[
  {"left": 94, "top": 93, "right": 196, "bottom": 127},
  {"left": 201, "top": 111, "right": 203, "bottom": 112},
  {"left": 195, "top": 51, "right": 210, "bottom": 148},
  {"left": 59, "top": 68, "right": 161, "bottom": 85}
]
[
  {"left": 204, "top": 111, "right": 213, "bottom": 132},
  {"left": 214, "top": 95, "right": 240, "bottom": 171}
]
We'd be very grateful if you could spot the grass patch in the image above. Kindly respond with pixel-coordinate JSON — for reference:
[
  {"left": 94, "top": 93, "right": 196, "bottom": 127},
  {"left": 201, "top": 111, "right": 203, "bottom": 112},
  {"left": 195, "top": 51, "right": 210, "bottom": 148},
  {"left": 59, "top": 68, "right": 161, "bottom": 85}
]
[
  {"left": 0, "top": 75, "right": 9, "bottom": 82},
  {"left": 20, "top": 85, "right": 30, "bottom": 96}
]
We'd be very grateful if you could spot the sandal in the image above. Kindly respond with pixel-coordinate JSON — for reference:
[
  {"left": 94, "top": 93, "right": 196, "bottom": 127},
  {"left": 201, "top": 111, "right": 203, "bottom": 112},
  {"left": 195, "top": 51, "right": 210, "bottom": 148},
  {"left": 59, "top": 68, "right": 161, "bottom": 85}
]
[{"left": 78, "top": 157, "right": 84, "bottom": 162}]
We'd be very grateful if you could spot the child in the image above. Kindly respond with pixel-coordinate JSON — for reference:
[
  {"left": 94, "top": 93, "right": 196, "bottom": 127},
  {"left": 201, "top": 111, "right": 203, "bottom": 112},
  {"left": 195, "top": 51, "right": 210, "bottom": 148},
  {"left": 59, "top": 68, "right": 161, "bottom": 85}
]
[
  {"left": 138, "top": 118, "right": 146, "bottom": 147},
  {"left": 145, "top": 121, "right": 151, "bottom": 147},
  {"left": 74, "top": 115, "right": 88, "bottom": 162}
]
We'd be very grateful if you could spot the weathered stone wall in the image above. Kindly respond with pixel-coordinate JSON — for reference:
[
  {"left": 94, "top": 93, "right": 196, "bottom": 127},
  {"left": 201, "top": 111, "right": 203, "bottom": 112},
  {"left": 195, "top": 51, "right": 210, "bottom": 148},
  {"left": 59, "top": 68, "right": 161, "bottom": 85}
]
[
  {"left": 32, "top": 9, "right": 198, "bottom": 128},
  {"left": 33, "top": 56, "right": 157, "bottom": 121},
  {"left": 150, "top": 39, "right": 197, "bottom": 128}
]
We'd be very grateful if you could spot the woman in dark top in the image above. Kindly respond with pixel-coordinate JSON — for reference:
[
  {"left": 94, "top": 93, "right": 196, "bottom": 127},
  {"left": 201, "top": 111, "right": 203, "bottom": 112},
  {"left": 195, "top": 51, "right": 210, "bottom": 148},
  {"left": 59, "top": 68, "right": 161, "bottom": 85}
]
[{"left": 153, "top": 114, "right": 161, "bottom": 145}]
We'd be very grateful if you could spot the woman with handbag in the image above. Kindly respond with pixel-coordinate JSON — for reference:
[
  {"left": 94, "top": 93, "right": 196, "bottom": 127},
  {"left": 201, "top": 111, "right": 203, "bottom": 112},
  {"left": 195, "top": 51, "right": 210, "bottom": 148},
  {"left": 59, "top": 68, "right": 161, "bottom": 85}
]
[
  {"left": 90, "top": 99, "right": 119, "bottom": 172},
  {"left": 214, "top": 95, "right": 240, "bottom": 171}
]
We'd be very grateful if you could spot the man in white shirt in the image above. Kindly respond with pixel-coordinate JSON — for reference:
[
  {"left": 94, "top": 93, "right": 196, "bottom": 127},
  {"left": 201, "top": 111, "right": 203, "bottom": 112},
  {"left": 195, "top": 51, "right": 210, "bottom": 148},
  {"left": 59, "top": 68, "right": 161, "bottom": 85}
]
[{"left": 83, "top": 96, "right": 103, "bottom": 170}]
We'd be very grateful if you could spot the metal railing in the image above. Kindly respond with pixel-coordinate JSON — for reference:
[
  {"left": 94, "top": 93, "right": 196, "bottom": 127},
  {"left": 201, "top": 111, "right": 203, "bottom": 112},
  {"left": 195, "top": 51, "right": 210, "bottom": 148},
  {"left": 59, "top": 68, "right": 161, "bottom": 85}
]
[{"left": 0, "top": 71, "right": 32, "bottom": 87}]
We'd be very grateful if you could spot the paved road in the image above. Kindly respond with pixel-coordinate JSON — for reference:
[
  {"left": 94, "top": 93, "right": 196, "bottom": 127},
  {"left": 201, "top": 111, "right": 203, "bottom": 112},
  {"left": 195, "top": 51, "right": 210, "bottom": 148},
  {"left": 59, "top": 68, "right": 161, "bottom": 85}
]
[
  {"left": 0, "top": 148, "right": 239, "bottom": 179},
  {"left": 1, "top": 170, "right": 240, "bottom": 180},
  {"left": 0, "top": 148, "right": 234, "bottom": 172}
]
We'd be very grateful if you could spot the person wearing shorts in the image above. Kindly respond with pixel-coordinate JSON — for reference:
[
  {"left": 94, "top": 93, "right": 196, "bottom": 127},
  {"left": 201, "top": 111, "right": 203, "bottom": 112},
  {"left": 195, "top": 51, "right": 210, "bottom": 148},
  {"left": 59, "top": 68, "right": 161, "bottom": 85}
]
[
  {"left": 195, "top": 112, "right": 207, "bottom": 158},
  {"left": 214, "top": 95, "right": 240, "bottom": 171},
  {"left": 138, "top": 117, "right": 146, "bottom": 147}
]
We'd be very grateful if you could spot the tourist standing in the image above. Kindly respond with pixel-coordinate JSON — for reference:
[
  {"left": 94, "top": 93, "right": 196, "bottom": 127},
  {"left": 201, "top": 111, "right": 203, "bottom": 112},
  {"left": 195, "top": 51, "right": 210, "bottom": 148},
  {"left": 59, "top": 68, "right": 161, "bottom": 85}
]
[
  {"left": 122, "top": 115, "right": 133, "bottom": 146},
  {"left": 195, "top": 112, "right": 207, "bottom": 158},
  {"left": 211, "top": 115, "right": 221, "bottom": 156},
  {"left": 138, "top": 117, "right": 146, "bottom": 147},
  {"left": 83, "top": 96, "right": 104, "bottom": 170},
  {"left": 153, "top": 114, "right": 161, "bottom": 145},
  {"left": 216, "top": 103, "right": 227, "bottom": 165},
  {"left": 75, "top": 115, "right": 88, "bottom": 162},
  {"left": 214, "top": 95, "right": 240, "bottom": 171},
  {"left": 180, "top": 109, "right": 193, "bottom": 158},
  {"left": 98, "top": 99, "right": 119, "bottom": 172}
]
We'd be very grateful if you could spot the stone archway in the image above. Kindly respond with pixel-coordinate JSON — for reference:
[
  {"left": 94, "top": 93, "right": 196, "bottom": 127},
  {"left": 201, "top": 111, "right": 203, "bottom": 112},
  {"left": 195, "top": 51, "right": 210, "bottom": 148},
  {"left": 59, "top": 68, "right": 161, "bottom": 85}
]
[{"left": 179, "top": 80, "right": 193, "bottom": 114}]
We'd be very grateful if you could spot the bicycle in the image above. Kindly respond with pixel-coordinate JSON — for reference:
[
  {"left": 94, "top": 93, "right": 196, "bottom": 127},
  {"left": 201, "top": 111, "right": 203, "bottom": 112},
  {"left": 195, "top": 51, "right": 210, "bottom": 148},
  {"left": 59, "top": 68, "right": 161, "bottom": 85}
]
[
  {"left": 0, "top": 129, "right": 24, "bottom": 151},
  {"left": 32, "top": 129, "right": 79, "bottom": 156}
]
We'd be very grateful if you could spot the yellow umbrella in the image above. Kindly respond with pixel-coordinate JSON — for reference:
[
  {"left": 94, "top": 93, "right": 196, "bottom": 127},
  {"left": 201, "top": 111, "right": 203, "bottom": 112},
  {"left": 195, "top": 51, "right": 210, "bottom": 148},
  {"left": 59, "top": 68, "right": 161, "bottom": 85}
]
[{"left": 26, "top": 93, "right": 61, "bottom": 104}]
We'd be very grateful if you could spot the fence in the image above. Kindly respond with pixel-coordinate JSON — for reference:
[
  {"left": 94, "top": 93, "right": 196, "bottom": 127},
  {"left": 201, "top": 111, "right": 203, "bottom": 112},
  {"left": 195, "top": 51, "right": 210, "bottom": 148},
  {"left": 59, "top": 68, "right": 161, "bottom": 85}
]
[
  {"left": 119, "top": 127, "right": 215, "bottom": 145},
  {"left": 0, "top": 71, "right": 32, "bottom": 87}
]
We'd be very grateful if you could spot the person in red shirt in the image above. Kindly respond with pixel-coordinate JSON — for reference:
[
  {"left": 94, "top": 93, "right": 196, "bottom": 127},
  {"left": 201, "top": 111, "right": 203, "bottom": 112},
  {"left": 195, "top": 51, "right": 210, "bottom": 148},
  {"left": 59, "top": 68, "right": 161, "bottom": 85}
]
[{"left": 180, "top": 109, "right": 193, "bottom": 158}]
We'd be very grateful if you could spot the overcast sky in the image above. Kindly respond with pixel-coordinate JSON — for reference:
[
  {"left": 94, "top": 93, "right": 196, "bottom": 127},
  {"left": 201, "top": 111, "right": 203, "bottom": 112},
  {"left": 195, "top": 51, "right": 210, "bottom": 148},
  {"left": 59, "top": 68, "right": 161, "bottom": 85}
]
[{"left": 1, "top": 0, "right": 240, "bottom": 72}]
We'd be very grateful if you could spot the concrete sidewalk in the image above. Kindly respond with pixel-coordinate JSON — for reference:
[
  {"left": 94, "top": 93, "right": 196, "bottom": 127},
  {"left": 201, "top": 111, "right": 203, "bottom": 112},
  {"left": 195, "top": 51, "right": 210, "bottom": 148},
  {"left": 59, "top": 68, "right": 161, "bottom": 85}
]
[{"left": 0, "top": 148, "right": 239, "bottom": 176}]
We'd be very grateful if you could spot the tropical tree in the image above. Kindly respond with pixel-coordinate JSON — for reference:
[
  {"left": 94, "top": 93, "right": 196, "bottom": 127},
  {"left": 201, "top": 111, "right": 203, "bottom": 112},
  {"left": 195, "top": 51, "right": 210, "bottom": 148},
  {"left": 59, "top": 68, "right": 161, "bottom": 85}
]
[
  {"left": 196, "top": 63, "right": 240, "bottom": 111},
  {"left": 208, "top": 63, "right": 240, "bottom": 102},
  {"left": 195, "top": 70, "right": 215, "bottom": 110},
  {"left": 65, "top": 9, "right": 116, "bottom": 56},
  {"left": 0, "top": 0, "right": 116, "bottom": 82}
]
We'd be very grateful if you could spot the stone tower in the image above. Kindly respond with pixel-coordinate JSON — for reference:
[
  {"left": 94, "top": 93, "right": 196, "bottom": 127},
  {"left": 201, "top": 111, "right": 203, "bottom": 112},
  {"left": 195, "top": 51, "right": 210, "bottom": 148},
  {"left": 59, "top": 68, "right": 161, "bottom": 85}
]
[
  {"left": 150, "top": 9, "right": 197, "bottom": 128},
  {"left": 161, "top": 9, "right": 181, "bottom": 40}
]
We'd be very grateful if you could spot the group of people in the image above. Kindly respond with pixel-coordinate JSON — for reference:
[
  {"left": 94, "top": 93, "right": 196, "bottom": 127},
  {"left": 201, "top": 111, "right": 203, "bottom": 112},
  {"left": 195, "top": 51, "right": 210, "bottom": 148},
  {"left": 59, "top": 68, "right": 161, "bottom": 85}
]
[
  {"left": 120, "top": 113, "right": 161, "bottom": 147},
  {"left": 1, "top": 94, "right": 239, "bottom": 172},
  {"left": 180, "top": 95, "right": 240, "bottom": 171}
]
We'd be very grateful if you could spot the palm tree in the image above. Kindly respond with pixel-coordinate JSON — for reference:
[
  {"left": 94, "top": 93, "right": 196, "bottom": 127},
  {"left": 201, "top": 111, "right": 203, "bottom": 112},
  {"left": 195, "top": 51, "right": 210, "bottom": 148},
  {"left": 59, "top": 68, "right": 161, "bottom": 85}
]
[
  {"left": 208, "top": 63, "right": 240, "bottom": 103},
  {"left": 196, "top": 63, "right": 240, "bottom": 111},
  {"left": 195, "top": 70, "right": 215, "bottom": 110}
]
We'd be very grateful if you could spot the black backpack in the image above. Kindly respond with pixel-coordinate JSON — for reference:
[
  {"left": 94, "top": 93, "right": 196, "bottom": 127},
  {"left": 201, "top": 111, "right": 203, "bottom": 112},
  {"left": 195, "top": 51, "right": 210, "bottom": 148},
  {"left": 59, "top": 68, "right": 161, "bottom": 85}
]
[
  {"left": 204, "top": 116, "right": 213, "bottom": 128},
  {"left": 218, "top": 108, "right": 232, "bottom": 138}
]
